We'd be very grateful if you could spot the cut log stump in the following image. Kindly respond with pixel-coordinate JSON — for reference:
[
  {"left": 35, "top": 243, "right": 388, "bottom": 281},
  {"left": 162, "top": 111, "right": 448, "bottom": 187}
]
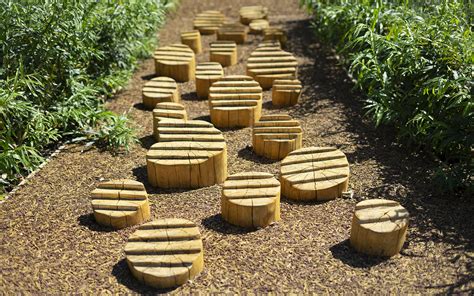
[
  {"left": 350, "top": 199, "right": 409, "bottom": 257},
  {"left": 196, "top": 62, "right": 224, "bottom": 99},
  {"left": 257, "top": 40, "right": 281, "bottom": 50},
  {"left": 142, "top": 77, "right": 180, "bottom": 109},
  {"left": 181, "top": 30, "right": 202, "bottom": 54},
  {"left": 221, "top": 172, "right": 280, "bottom": 228},
  {"left": 147, "top": 119, "right": 227, "bottom": 188},
  {"left": 125, "top": 218, "right": 204, "bottom": 289},
  {"left": 210, "top": 41, "right": 237, "bottom": 67},
  {"left": 239, "top": 6, "right": 268, "bottom": 25},
  {"left": 152, "top": 102, "right": 187, "bottom": 141},
  {"left": 90, "top": 180, "right": 150, "bottom": 229},
  {"left": 193, "top": 10, "right": 225, "bottom": 34},
  {"left": 208, "top": 75, "right": 263, "bottom": 128},
  {"left": 253, "top": 114, "right": 303, "bottom": 160},
  {"left": 280, "top": 147, "right": 350, "bottom": 201},
  {"left": 246, "top": 46, "right": 298, "bottom": 90},
  {"left": 263, "top": 27, "right": 287, "bottom": 47},
  {"left": 272, "top": 79, "right": 302, "bottom": 107},
  {"left": 249, "top": 19, "right": 270, "bottom": 34},
  {"left": 154, "top": 44, "right": 195, "bottom": 82},
  {"left": 217, "top": 22, "right": 248, "bottom": 44}
]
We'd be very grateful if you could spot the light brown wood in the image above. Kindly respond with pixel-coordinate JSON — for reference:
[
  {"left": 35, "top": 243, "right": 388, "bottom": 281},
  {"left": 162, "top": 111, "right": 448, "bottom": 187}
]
[
  {"left": 221, "top": 172, "right": 280, "bottom": 228},
  {"left": 350, "top": 199, "right": 409, "bottom": 257},
  {"left": 280, "top": 147, "right": 350, "bottom": 201},
  {"left": 263, "top": 27, "right": 287, "bottom": 47},
  {"left": 125, "top": 218, "right": 204, "bottom": 289},
  {"left": 217, "top": 22, "right": 248, "bottom": 44},
  {"left": 152, "top": 102, "right": 187, "bottom": 141},
  {"left": 195, "top": 62, "right": 224, "bottom": 99},
  {"left": 239, "top": 6, "right": 268, "bottom": 25},
  {"left": 272, "top": 79, "right": 302, "bottom": 107},
  {"left": 246, "top": 46, "right": 298, "bottom": 90},
  {"left": 154, "top": 44, "right": 195, "bottom": 82},
  {"left": 208, "top": 75, "right": 263, "bottom": 128},
  {"left": 249, "top": 19, "right": 270, "bottom": 34},
  {"left": 210, "top": 41, "right": 237, "bottom": 67},
  {"left": 257, "top": 40, "right": 281, "bottom": 50},
  {"left": 90, "top": 180, "right": 150, "bottom": 229},
  {"left": 181, "top": 30, "right": 202, "bottom": 54},
  {"left": 147, "top": 119, "right": 227, "bottom": 188},
  {"left": 193, "top": 10, "right": 225, "bottom": 34},
  {"left": 142, "top": 77, "right": 180, "bottom": 109},
  {"left": 253, "top": 114, "right": 303, "bottom": 160}
]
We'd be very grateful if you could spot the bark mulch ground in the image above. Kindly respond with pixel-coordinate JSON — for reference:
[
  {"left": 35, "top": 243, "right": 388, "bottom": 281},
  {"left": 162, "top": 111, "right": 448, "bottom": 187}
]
[{"left": 1, "top": 0, "right": 473, "bottom": 294}]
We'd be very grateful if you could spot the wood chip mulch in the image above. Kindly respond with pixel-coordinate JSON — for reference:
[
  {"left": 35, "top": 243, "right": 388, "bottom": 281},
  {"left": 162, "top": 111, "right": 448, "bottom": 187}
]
[{"left": 1, "top": 0, "right": 473, "bottom": 294}]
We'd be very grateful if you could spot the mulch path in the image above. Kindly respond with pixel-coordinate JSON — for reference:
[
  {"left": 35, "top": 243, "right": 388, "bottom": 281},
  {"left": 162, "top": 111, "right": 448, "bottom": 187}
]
[{"left": 1, "top": 0, "right": 473, "bottom": 294}]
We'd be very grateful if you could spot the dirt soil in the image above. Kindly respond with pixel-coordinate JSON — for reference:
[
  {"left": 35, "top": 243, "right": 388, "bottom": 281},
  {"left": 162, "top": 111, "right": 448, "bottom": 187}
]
[{"left": 1, "top": 0, "right": 473, "bottom": 294}]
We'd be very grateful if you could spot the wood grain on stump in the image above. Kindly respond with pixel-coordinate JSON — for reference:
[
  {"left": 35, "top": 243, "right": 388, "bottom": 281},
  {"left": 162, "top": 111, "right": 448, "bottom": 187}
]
[
  {"left": 180, "top": 30, "right": 202, "bottom": 54},
  {"left": 249, "top": 19, "right": 270, "bottom": 34},
  {"left": 221, "top": 172, "right": 280, "bottom": 228},
  {"left": 193, "top": 10, "right": 225, "bottom": 34},
  {"left": 90, "top": 180, "right": 150, "bottom": 229},
  {"left": 210, "top": 41, "right": 237, "bottom": 67},
  {"left": 154, "top": 44, "right": 195, "bottom": 82},
  {"left": 253, "top": 114, "right": 302, "bottom": 160},
  {"left": 272, "top": 79, "right": 302, "bottom": 107},
  {"left": 263, "top": 27, "right": 287, "bottom": 47},
  {"left": 152, "top": 102, "right": 187, "bottom": 141},
  {"left": 125, "top": 218, "right": 204, "bottom": 289},
  {"left": 246, "top": 46, "right": 298, "bottom": 90},
  {"left": 217, "top": 22, "right": 248, "bottom": 44},
  {"left": 257, "top": 40, "right": 281, "bottom": 50},
  {"left": 239, "top": 6, "right": 268, "bottom": 25},
  {"left": 196, "top": 62, "right": 224, "bottom": 99},
  {"left": 350, "top": 199, "right": 409, "bottom": 257},
  {"left": 142, "top": 77, "right": 180, "bottom": 109},
  {"left": 147, "top": 119, "right": 227, "bottom": 188},
  {"left": 280, "top": 147, "right": 350, "bottom": 201},
  {"left": 208, "top": 75, "right": 263, "bottom": 128}
]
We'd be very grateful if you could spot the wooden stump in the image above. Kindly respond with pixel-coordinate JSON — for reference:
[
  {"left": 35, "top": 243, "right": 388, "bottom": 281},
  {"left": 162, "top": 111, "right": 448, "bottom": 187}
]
[
  {"left": 239, "top": 6, "right": 268, "bottom": 25},
  {"left": 90, "top": 180, "right": 150, "bottom": 229},
  {"left": 217, "top": 22, "right": 248, "bottom": 44},
  {"left": 147, "top": 119, "right": 227, "bottom": 188},
  {"left": 280, "top": 147, "right": 350, "bottom": 201},
  {"left": 125, "top": 218, "right": 204, "bottom": 289},
  {"left": 350, "top": 199, "right": 409, "bottom": 257},
  {"left": 249, "top": 19, "right": 270, "bottom": 34},
  {"left": 221, "top": 172, "right": 280, "bottom": 228},
  {"left": 246, "top": 47, "right": 298, "bottom": 90},
  {"left": 154, "top": 44, "right": 195, "bottom": 82},
  {"left": 208, "top": 75, "right": 263, "bottom": 128},
  {"left": 193, "top": 10, "right": 225, "bottom": 34},
  {"left": 181, "top": 30, "right": 202, "bottom": 54},
  {"left": 196, "top": 62, "right": 224, "bottom": 99},
  {"left": 257, "top": 40, "right": 281, "bottom": 50},
  {"left": 152, "top": 102, "right": 187, "bottom": 141},
  {"left": 253, "top": 114, "right": 303, "bottom": 160},
  {"left": 142, "top": 77, "right": 180, "bottom": 109},
  {"left": 210, "top": 41, "right": 237, "bottom": 67},
  {"left": 263, "top": 27, "right": 287, "bottom": 47},
  {"left": 272, "top": 79, "right": 302, "bottom": 107}
]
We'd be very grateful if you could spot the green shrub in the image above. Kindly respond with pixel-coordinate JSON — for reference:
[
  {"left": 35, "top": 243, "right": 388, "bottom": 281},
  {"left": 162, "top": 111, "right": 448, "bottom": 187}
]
[
  {"left": 301, "top": 0, "right": 473, "bottom": 195},
  {"left": 0, "top": 0, "right": 172, "bottom": 192}
]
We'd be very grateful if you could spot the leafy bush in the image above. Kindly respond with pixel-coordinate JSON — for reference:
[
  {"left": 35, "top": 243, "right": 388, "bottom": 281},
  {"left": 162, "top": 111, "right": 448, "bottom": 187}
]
[
  {"left": 301, "top": 0, "right": 473, "bottom": 195},
  {"left": 0, "top": 0, "right": 172, "bottom": 192}
]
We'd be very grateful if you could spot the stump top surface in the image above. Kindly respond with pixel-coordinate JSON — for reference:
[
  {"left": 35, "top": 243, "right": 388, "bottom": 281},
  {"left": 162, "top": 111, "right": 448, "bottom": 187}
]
[
  {"left": 264, "top": 27, "right": 286, "bottom": 36},
  {"left": 209, "top": 75, "right": 262, "bottom": 110},
  {"left": 143, "top": 77, "right": 178, "bottom": 99},
  {"left": 218, "top": 22, "right": 248, "bottom": 34},
  {"left": 253, "top": 114, "right": 302, "bottom": 137},
  {"left": 196, "top": 62, "right": 224, "bottom": 80},
  {"left": 181, "top": 30, "right": 200, "bottom": 39},
  {"left": 281, "top": 147, "right": 349, "bottom": 191},
  {"left": 354, "top": 199, "right": 409, "bottom": 233},
  {"left": 239, "top": 6, "right": 268, "bottom": 20},
  {"left": 153, "top": 44, "right": 194, "bottom": 65},
  {"left": 273, "top": 79, "right": 302, "bottom": 91},
  {"left": 223, "top": 172, "right": 280, "bottom": 207},
  {"left": 90, "top": 180, "right": 147, "bottom": 214},
  {"left": 210, "top": 41, "right": 237, "bottom": 53},
  {"left": 153, "top": 102, "right": 187, "bottom": 120},
  {"left": 193, "top": 10, "right": 225, "bottom": 31},
  {"left": 125, "top": 218, "right": 203, "bottom": 287},
  {"left": 257, "top": 40, "right": 281, "bottom": 50},
  {"left": 247, "top": 48, "right": 297, "bottom": 77},
  {"left": 249, "top": 19, "right": 270, "bottom": 31}
]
